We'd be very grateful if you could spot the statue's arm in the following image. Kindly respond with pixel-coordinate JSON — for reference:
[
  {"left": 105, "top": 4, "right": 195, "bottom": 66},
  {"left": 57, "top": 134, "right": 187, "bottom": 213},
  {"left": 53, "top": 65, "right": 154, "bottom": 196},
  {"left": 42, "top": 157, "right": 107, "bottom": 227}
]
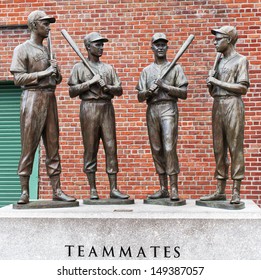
[
  {"left": 155, "top": 65, "right": 188, "bottom": 100},
  {"left": 69, "top": 81, "right": 91, "bottom": 98},
  {"left": 156, "top": 80, "right": 187, "bottom": 100},
  {"left": 106, "top": 68, "right": 123, "bottom": 96},
  {"left": 68, "top": 65, "right": 100, "bottom": 98},
  {"left": 13, "top": 68, "right": 55, "bottom": 87},
  {"left": 11, "top": 45, "right": 57, "bottom": 86},
  {"left": 136, "top": 70, "right": 153, "bottom": 102},
  {"left": 207, "top": 57, "right": 249, "bottom": 96},
  {"left": 207, "top": 76, "right": 248, "bottom": 95},
  {"left": 167, "top": 85, "right": 187, "bottom": 100}
]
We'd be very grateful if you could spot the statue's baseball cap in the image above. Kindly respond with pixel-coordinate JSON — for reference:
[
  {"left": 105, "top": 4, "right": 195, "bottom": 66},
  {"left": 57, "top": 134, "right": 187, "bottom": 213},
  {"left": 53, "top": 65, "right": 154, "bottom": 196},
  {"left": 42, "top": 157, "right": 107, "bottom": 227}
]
[
  {"left": 84, "top": 32, "right": 109, "bottom": 44},
  {"left": 151, "top": 33, "right": 168, "bottom": 44},
  {"left": 211, "top": 26, "right": 238, "bottom": 43},
  {"left": 28, "top": 10, "right": 56, "bottom": 25}
]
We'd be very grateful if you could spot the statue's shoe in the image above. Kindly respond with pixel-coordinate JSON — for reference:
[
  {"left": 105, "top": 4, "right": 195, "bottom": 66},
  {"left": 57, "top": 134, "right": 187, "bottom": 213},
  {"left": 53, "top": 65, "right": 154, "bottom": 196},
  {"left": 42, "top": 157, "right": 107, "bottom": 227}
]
[
  {"left": 200, "top": 192, "right": 226, "bottom": 201},
  {"left": 53, "top": 189, "right": 76, "bottom": 202},
  {"left": 148, "top": 189, "right": 169, "bottom": 199},
  {"left": 110, "top": 189, "right": 129, "bottom": 199}
]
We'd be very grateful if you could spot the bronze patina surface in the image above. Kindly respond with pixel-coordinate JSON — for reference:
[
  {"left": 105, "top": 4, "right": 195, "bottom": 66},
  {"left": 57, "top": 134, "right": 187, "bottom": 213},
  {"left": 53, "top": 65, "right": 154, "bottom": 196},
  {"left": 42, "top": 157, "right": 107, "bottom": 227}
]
[
  {"left": 13, "top": 200, "right": 79, "bottom": 209},
  {"left": 136, "top": 33, "right": 188, "bottom": 203},
  {"left": 200, "top": 26, "right": 249, "bottom": 206},
  {"left": 68, "top": 32, "right": 130, "bottom": 202},
  {"left": 10, "top": 10, "right": 76, "bottom": 205},
  {"left": 144, "top": 198, "right": 186, "bottom": 207}
]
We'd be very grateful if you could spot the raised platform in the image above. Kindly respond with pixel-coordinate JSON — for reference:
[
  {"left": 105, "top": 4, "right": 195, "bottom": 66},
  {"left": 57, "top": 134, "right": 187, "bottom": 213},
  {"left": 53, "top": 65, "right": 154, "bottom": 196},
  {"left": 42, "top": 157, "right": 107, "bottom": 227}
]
[{"left": 0, "top": 200, "right": 260, "bottom": 260}]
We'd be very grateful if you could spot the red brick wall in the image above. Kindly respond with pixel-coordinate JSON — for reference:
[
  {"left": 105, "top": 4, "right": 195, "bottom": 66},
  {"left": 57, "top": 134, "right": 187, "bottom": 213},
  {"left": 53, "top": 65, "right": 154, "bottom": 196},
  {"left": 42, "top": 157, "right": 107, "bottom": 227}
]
[{"left": 1, "top": 0, "right": 260, "bottom": 206}]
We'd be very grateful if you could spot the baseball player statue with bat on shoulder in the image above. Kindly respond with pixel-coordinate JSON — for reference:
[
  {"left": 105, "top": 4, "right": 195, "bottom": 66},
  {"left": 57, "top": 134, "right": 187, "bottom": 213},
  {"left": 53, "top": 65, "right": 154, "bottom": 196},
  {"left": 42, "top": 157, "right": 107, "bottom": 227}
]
[
  {"left": 67, "top": 31, "right": 130, "bottom": 201},
  {"left": 137, "top": 33, "right": 193, "bottom": 203}
]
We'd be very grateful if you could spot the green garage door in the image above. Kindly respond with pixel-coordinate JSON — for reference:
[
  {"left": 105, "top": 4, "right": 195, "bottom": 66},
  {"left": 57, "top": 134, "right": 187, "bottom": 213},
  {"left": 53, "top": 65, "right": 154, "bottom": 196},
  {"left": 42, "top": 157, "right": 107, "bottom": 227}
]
[{"left": 0, "top": 81, "right": 38, "bottom": 207}]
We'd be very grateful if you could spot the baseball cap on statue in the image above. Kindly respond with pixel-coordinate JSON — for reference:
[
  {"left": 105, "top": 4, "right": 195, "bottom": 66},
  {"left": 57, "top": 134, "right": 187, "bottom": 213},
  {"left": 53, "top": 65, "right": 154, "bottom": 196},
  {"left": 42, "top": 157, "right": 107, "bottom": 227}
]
[
  {"left": 211, "top": 26, "right": 238, "bottom": 44},
  {"left": 28, "top": 10, "right": 56, "bottom": 26},
  {"left": 151, "top": 33, "right": 168, "bottom": 44},
  {"left": 84, "top": 32, "right": 109, "bottom": 45}
]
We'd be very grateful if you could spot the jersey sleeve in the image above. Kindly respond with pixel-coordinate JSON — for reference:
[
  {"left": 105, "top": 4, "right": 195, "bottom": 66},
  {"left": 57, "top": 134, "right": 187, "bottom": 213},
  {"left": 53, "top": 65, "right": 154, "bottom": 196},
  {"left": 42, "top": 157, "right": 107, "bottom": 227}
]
[
  {"left": 236, "top": 57, "right": 250, "bottom": 88},
  {"left": 10, "top": 44, "right": 38, "bottom": 86},
  {"left": 10, "top": 45, "right": 27, "bottom": 73},
  {"left": 110, "top": 65, "right": 121, "bottom": 87},
  {"left": 136, "top": 69, "right": 148, "bottom": 92},
  {"left": 174, "top": 64, "right": 188, "bottom": 88},
  {"left": 68, "top": 63, "right": 81, "bottom": 86}
]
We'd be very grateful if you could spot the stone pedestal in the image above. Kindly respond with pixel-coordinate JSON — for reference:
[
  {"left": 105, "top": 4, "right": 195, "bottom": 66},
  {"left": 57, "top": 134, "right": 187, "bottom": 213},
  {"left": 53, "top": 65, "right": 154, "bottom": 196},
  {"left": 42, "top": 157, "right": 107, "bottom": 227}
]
[{"left": 0, "top": 200, "right": 260, "bottom": 260}]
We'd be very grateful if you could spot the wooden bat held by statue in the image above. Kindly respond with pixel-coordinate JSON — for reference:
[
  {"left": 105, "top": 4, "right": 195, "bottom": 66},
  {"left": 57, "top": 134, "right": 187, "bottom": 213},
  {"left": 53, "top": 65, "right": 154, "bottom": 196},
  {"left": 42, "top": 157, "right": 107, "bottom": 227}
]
[
  {"left": 161, "top": 34, "right": 195, "bottom": 80},
  {"left": 47, "top": 31, "right": 56, "bottom": 77},
  {"left": 209, "top": 52, "right": 222, "bottom": 78},
  {"left": 207, "top": 52, "right": 222, "bottom": 91},
  {"left": 47, "top": 31, "right": 53, "bottom": 60},
  {"left": 61, "top": 29, "right": 108, "bottom": 92},
  {"left": 150, "top": 34, "right": 195, "bottom": 93}
]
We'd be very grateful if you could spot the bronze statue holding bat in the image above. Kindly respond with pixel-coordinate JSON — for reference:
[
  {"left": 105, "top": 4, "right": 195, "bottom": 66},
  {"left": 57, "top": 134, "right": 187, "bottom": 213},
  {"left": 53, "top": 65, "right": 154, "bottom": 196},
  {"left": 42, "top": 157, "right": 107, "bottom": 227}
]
[
  {"left": 66, "top": 31, "right": 130, "bottom": 201},
  {"left": 137, "top": 33, "right": 193, "bottom": 202},
  {"left": 10, "top": 10, "right": 76, "bottom": 204}
]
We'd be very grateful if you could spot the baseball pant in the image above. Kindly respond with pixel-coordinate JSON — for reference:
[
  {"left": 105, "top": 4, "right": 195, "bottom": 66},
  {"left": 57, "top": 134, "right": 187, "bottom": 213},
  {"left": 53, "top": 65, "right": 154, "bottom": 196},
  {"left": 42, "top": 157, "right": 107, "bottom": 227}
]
[
  {"left": 212, "top": 96, "right": 245, "bottom": 180},
  {"left": 80, "top": 100, "right": 118, "bottom": 174},
  {"left": 146, "top": 101, "right": 179, "bottom": 175},
  {"left": 18, "top": 89, "right": 61, "bottom": 177}
]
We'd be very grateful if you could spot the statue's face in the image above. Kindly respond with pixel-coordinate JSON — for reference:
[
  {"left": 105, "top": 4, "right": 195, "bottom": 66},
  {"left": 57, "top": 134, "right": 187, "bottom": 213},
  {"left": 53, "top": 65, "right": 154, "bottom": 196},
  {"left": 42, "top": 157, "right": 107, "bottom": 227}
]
[
  {"left": 214, "top": 33, "right": 229, "bottom": 53},
  {"left": 151, "top": 40, "right": 168, "bottom": 58},
  {"left": 34, "top": 19, "right": 51, "bottom": 38},
  {"left": 87, "top": 40, "right": 104, "bottom": 57}
]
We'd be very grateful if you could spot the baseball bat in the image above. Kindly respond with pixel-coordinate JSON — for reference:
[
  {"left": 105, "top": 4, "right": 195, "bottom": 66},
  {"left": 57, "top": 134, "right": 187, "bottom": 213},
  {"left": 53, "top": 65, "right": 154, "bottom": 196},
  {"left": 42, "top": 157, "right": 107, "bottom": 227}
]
[
  {"left": 47, "top": 31, "right": 56, "bottom": 77},
  {"left": 160, "top": 34, "right": 195, "bottom": 80},
  {"left": 61, "top": 29, "right": 109, "bottom": 93},
  {"left": 61, "top": 29, "right": 96, "bottom": 76},
  {"left": 211, "top": 52, "right": 222, "bottom": 78},
  {"left": 207, "top": 52, "right": 222, "bottom": 94},
  {"left": 47, "top": 31, "right": 53, "bottom": 59}
]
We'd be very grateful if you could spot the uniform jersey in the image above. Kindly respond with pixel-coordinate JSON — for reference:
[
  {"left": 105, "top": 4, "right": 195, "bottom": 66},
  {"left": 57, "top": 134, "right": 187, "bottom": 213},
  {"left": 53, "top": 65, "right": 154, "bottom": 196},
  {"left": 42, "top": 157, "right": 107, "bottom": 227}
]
[
  {"left": 68, "top": 60, "right": 121, "bottom": 100},
  {"left": 10, "top": 40, "right": 61, "bottom": 89},
  {"left": 212, "top": 53, "right": 250, "bottom": 97},
  {"left": 136, "top": 62, "right": 188, "bottom": 104}
]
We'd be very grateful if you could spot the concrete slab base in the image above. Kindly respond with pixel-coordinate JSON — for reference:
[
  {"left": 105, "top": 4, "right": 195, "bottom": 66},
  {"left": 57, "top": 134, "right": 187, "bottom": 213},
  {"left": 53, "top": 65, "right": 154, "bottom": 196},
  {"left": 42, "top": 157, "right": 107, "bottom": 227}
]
[{"left": 0, "top": 200, "right": 260, "bottom": 260}]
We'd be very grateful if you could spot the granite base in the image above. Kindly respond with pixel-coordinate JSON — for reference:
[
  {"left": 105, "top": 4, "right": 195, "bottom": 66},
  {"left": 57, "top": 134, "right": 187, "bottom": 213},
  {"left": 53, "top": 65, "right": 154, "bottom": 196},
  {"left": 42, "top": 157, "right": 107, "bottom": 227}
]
[{"left": 0, "top": 200, "right": 260, "bottom": 260}]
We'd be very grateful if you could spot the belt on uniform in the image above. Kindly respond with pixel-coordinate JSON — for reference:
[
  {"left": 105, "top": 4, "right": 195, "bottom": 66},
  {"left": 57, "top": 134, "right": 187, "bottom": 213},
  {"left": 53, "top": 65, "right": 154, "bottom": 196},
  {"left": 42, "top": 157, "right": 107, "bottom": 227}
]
[
  {"left": 82, "top": 99, "right": 112, "bottom": 103},
  {"left": 214, "top": 95, "right": 239, "bottom": 99},
  {"left": 24, "top": 88, "right": 55, "bottom": 93},
  {"left": 149, "top": 100, "right": 177, "bottom": 105}
]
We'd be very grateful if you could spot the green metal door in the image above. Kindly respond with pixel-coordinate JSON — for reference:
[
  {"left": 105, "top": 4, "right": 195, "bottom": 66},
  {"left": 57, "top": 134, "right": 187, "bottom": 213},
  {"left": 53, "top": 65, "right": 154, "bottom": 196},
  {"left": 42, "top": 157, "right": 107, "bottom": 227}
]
[{"left": 0, "top": 81, "right": 39, "bottom": 207}]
